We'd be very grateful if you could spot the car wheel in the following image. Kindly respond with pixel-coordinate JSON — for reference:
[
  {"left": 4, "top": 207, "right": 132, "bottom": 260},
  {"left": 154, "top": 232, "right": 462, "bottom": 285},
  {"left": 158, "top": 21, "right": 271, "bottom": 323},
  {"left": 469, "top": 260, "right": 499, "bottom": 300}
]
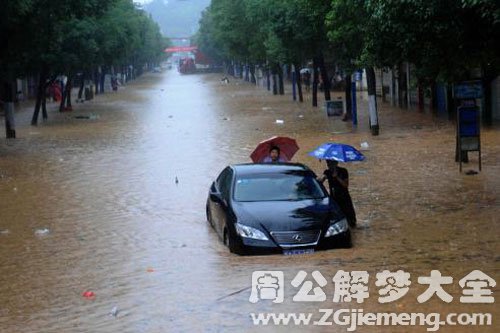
[
  {"left": 224, "top": 227, "right": 240, "bottom": 254},
  {"left": 339, "top": 231, "right": 353, "bottom": 248}
]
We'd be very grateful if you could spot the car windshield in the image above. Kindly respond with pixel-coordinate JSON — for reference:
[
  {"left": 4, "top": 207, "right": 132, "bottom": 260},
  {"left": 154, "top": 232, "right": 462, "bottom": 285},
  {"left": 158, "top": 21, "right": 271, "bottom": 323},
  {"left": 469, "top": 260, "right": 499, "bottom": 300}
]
[{"left": 233, "top": 171, "right": 326, "bottom": 202}]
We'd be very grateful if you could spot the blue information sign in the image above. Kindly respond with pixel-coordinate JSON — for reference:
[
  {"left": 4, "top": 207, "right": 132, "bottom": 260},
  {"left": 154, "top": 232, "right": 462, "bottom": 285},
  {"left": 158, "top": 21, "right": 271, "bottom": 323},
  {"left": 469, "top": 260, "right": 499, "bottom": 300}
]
[
  {"left": 458, "top": 107, "right": 479, "bottom": 137},
  {"left": 454, "top": 81, "right": 483, "bottom": 99},
  {"left": 354, "top": 70, "right": 362, "bottom": 82}
]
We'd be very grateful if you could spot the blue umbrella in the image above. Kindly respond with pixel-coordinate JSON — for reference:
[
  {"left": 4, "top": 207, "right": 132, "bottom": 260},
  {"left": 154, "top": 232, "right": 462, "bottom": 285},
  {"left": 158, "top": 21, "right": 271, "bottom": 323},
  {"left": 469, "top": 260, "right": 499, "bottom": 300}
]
[{"left": 308, "top": 143, "right": 365, "bottom": 162}]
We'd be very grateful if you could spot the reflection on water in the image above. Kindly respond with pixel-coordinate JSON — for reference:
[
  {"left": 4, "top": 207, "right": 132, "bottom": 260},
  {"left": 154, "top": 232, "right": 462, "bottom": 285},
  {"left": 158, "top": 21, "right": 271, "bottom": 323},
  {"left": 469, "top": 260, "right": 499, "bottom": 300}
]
[{"left": 0, "top": 71, "right": 499, "bottom": 332}]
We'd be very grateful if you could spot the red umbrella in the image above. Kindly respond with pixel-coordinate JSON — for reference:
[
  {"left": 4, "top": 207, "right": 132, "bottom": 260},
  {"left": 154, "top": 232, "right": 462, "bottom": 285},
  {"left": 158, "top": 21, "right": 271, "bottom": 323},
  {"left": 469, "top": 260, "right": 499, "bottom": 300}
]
[{"left": 250, "top": 136, "right": 300, "bottom": 163}]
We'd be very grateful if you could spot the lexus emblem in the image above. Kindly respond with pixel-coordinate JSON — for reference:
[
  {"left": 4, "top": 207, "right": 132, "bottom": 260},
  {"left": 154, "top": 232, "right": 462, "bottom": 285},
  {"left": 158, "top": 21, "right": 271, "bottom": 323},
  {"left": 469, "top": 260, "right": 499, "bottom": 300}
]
[{"left": 292, "top": 234, "right": 302, "bottom": 242}]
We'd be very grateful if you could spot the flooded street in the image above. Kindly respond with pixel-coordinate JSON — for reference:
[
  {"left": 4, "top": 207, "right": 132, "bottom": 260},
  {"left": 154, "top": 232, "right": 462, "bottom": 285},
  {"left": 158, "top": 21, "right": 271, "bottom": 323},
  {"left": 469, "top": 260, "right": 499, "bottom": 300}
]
[{"left": 1, "top": 70, "right": 499, "bottom": 333}]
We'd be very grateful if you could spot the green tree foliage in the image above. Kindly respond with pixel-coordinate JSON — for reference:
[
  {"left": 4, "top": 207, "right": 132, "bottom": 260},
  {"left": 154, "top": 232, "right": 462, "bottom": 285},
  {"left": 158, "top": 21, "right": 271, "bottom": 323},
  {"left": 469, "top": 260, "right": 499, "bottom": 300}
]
[
  {"left": 325, "top": 0, "right": 366, "bottom": 71},
  {"left": 0, "top": 0, "right": 167, "bottom": 81},
  {"left": 197, "top": 0, "right": 331, "bottom": 67},
  {"left": 195, "top": 9, "right": 225, "bottom": 63},
  {"left": 0, "top": 0, "right": 168, "bottom": 130},
  {"left": 361, "top": 0, "right": 499, "bottom": 81},
  {"left": 197, "top": 0, "right": 498, "bottom": 82}
]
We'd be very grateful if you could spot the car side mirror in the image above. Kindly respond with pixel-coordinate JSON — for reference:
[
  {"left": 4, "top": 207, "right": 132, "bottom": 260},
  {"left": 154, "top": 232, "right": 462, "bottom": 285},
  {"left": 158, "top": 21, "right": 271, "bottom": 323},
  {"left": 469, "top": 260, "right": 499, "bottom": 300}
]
[
  {"left": 209, "top": 183, "right": 223, "bottom": 203},
  {"left": 210, "top": 191, "right": 223, "bottom": 203}
]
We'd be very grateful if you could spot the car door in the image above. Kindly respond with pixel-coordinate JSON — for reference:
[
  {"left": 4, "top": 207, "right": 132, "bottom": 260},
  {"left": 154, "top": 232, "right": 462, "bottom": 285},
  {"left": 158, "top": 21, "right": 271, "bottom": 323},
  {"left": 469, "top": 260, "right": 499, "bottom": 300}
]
[{"left": 210, "top": 167, "right": 233, "bottom": 237}]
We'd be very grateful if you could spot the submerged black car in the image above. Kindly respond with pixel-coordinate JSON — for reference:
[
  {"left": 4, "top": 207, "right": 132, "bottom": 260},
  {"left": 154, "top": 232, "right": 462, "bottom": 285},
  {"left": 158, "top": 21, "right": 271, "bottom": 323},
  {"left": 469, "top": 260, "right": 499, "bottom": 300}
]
[{"left": 206, "top": 163, "right": 351, "bottom": 255}]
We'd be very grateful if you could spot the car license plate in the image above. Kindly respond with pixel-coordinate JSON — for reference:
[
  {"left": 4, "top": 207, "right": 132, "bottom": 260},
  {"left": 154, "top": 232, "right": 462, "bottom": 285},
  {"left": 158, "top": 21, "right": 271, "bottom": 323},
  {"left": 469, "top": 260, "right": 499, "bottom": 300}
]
[{"left": 283, "top": 248, "right": 315, "bottom": 256}]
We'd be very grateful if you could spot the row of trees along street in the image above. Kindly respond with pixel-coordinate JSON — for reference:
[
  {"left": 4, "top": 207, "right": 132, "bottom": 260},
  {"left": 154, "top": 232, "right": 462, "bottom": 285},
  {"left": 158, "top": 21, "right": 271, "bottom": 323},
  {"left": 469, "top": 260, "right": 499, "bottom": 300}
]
[
  {"left": 1, "top": 0, "right": 170, "bottom": 138},
  {"left": 195, "top": 0, "right": 499, "bottom": 136}
]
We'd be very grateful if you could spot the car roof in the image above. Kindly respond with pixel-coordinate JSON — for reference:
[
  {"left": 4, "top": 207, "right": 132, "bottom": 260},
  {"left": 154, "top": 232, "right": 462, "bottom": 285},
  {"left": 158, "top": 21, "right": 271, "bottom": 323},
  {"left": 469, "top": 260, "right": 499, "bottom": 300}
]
[{"left": 230, "top": 163, "right": 312, "bottom": 176}]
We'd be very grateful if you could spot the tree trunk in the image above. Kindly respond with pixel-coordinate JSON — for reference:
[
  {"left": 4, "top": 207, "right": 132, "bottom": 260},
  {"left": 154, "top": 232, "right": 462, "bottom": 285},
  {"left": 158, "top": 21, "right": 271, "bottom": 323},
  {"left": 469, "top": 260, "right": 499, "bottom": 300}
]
[
  {"left": 278, "top": 65, "right": 284, "bottom": 95},
  {"left": 390, "top": 67, "right": 396, "bottom": 106},
  {"left": 250, "top": 65, "right": 256, "bottom": 84},
  {"left": 417, "top": 79, "right": 424, "bottom": 111},
  {"left": 344, "top": 74, "right": 352, "bottom": 120},
  {"left": 94, "top": 68, "right": 99, "bottom": 95},
  {"left": 294, "top": 64, "right": 303, "bottom": 103},
  {"left": 397, "top": 63, "right": 406, "bottom": 108},
  {"left": 430, "top": 79, "right": 438, "bottom": 114},
  {"left": 32, "top": 69, "right": 47, "bottom": 125},
  {"left": 318, "top": 55, "right": 331, "bottom": 101},
  {"left": 42, "top": 93, "right": 48, "bottom": 120},
  {"left": 59, "top": 74, "right": 73, "bottom": 112},
  {"left": 272, "top": 71, "right": 278, "bottom": 95},
  {"left": 482, "top": 65, "right": 496, "bottom": 126},
  {"left": 381, "top": 70, "right": 386, "bottom": 102},
  {"left": 78, "top": 72, "right": 85, "bottom": 101},
  {"left": 100, "top": 67, "right": 105, "bottom": 94},
  {"left": 312, "top": 58, "right": 319, "bottom": 107},
  {"left": 65, "top": 74, "right": 73, "bottom": 109},
  {"left": 266, "top": 66, "right": 271, "bottom": 91},
  {"left": 446, "top": 83, "right": 454, "bottom": 121},
  {"left": 3, "top": 80, "right": 16, "bottom": 138},
  {"left": 366, "top": 67, "right": 380, "bottom": 135},
  {"left": 406, "top": 62, "right": 411, "bottom": 108}
]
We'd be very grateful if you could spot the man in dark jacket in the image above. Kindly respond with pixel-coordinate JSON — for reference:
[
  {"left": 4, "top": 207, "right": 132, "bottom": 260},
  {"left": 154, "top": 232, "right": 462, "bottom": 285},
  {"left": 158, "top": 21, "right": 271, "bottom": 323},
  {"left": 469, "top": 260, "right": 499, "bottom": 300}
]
[{"left": 318, "top": 160, "right": 357, "bottom": 227}]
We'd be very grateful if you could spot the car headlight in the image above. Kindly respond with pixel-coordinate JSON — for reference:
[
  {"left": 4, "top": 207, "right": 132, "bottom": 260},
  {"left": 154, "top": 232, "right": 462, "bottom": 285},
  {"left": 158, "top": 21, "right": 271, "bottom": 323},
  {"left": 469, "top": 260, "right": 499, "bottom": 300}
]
[
  {"left": 325, "top": 218, "right": 348, "bottom": 237},
  {"left": 235, "top": 223, "right": 269, "bottom": 241}
]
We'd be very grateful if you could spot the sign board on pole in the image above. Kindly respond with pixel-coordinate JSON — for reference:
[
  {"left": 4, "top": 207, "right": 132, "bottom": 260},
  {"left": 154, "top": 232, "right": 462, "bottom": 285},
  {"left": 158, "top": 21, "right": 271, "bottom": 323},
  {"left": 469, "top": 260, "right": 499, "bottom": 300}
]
[
  {"left": 354, "top": 70, "right": 362, "bottom": 82},
  {"left": 325, "top": 100, "right": 344, "bottom": 117},
  {"left": 454, "top": 81, "right": 483, "bottom": 99}
]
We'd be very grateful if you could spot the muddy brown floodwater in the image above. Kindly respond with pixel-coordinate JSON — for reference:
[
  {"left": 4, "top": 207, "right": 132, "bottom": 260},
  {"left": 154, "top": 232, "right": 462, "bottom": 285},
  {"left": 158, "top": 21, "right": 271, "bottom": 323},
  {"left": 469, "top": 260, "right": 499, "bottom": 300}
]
[{"left": 0, "top": 70, "right": 499, "bottom": 333}]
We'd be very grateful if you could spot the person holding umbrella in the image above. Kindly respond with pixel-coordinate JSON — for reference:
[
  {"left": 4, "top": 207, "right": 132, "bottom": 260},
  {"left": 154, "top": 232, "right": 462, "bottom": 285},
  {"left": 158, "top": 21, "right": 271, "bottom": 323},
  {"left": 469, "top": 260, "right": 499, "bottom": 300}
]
[
  {"left": 262, "top": 146, "right": 287, "bottom": 163},
  {"left": 309, "top": 143, "right": 364, "bottom": 228},
  {"left": 250, "top": 136, "right": 299, "bottom": 163},
  {"left": 318, "top": 160, "right": 357, "bottom": 228}
]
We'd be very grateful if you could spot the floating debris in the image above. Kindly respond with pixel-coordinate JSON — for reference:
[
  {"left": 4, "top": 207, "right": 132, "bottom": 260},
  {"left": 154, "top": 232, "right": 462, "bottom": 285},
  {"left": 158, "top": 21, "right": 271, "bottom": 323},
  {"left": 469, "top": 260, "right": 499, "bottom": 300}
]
[
  {"left": 360, "top": 142, "right": 370, "bottom": 150},
  {"left": 0, "top": 229, "right": 10, "bottom": 235},
  {"left": 34, "top": 228, "right": 50, "bottom": 236},
  {"left": 82, "top": 291, "right": 95, "bottom": 299},
  {"left": 74, "top": 114, "right": 99, "bottom": 120},
  {"left": 465, "top": 170, "right": 479, "bottom": 175},
  {"left": 175, "top": 176, "right": 179, "bottom": 185},
  {"left": 275, "top": 119, "right": 284, "bottom": 124},
  {"left": 109, "top": 306, "right": 119, "bottom": 317},
  {"left": 217, "top": 286, "right": 252, "bottom": 301}
]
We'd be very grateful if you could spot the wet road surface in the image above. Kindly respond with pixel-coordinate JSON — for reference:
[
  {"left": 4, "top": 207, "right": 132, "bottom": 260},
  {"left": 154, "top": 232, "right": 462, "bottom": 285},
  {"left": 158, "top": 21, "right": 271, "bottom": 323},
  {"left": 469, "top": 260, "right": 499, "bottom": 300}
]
[{"left": 0, "top": 70, "right": 499, "bottom": 332}]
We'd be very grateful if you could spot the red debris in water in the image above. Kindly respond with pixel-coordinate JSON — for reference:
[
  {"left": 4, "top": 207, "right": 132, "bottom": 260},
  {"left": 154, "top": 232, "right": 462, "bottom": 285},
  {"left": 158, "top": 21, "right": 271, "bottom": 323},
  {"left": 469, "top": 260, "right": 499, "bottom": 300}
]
[
  {"left": 82, "top": 291, "right": 95, "bottom": 299},
  {"left": 146, "top": 268, "right": 155, "bottom": 273}
]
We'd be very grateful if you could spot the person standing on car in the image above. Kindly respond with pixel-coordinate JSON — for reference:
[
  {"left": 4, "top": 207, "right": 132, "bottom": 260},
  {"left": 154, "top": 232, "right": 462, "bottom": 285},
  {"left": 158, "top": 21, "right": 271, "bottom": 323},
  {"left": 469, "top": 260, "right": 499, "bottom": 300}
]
[{"left": 318, "top": 160, "right": 357, "bottom": 227}]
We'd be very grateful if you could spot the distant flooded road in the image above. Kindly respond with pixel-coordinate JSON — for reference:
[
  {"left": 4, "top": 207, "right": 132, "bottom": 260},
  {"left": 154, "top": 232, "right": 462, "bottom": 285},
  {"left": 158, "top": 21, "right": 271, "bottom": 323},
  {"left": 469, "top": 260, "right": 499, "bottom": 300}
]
[{"left": 0, "top": 70, "right": 499, "bottom": 332}]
